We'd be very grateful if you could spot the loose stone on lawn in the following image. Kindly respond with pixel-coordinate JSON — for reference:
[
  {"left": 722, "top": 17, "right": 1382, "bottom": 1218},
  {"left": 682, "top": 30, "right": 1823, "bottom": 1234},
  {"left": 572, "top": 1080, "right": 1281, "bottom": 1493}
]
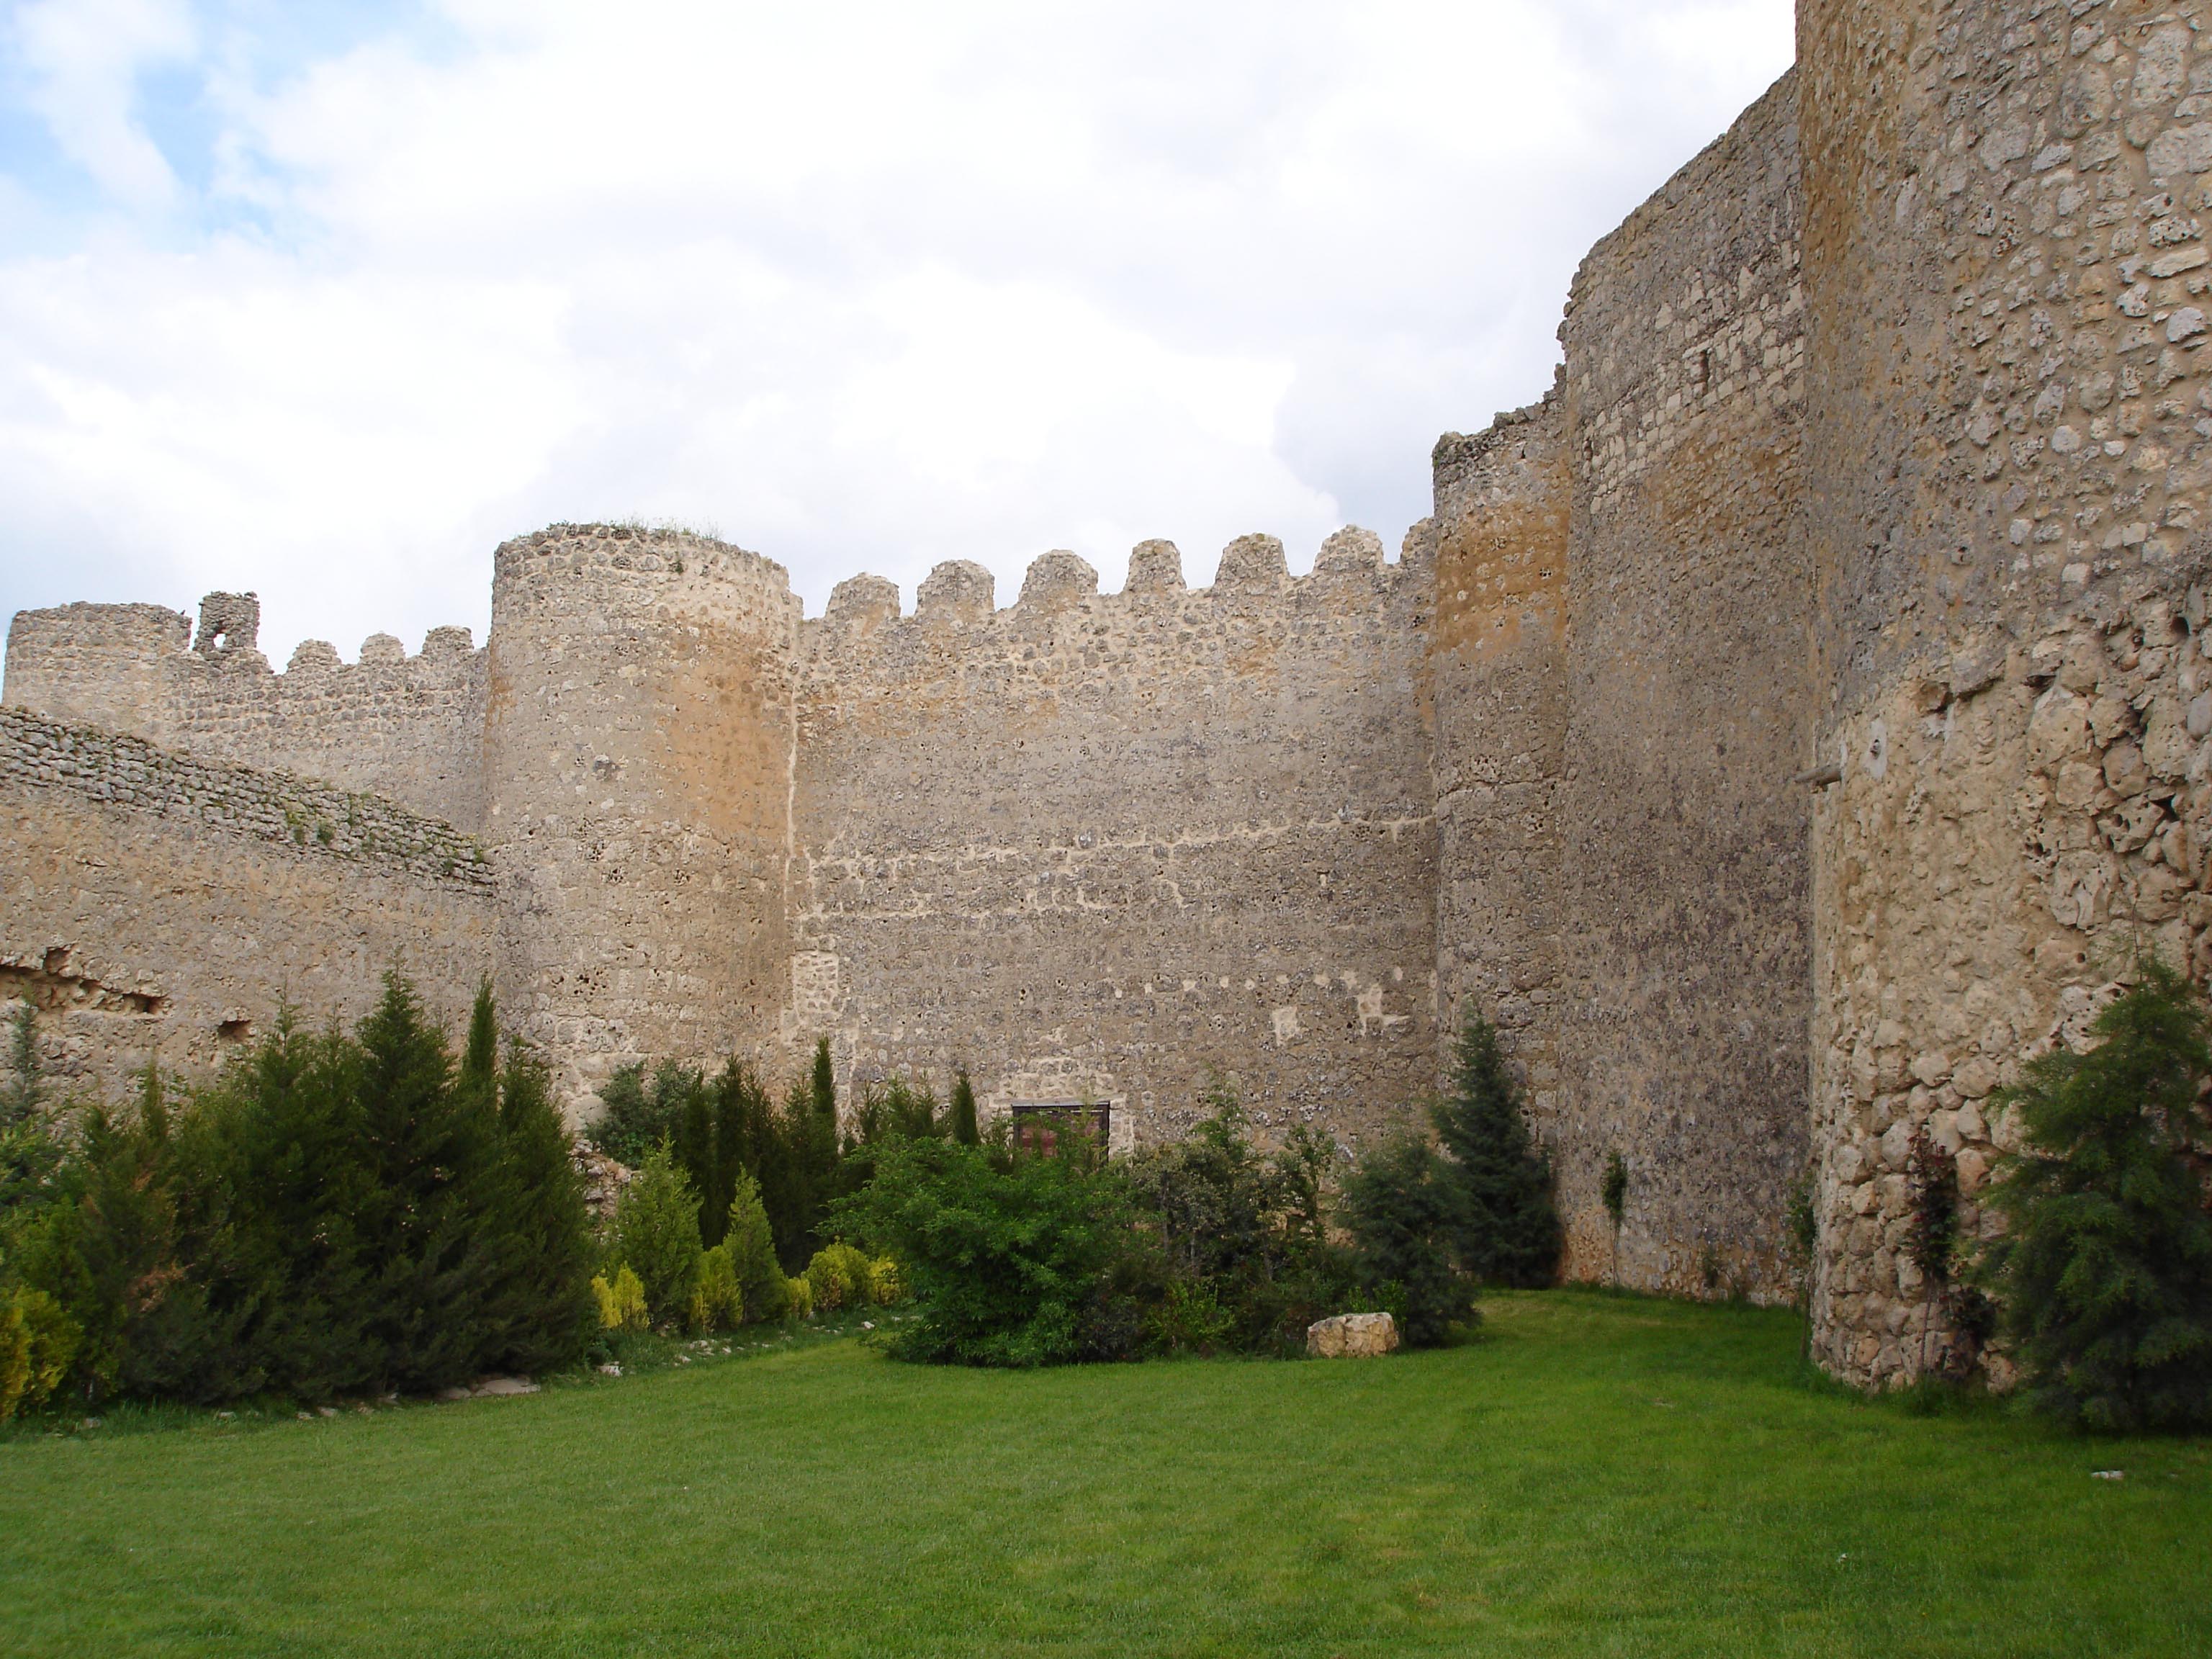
[{"left": 1306, "top": 1312, "right": 1399, "bottom": 1357}]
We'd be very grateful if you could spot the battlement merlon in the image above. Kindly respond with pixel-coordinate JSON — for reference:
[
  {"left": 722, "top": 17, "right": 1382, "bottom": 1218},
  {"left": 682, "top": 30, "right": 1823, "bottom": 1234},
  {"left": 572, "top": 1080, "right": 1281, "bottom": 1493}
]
[{"left": 808, "top": 523, "right": 1428, "bottom": 647}]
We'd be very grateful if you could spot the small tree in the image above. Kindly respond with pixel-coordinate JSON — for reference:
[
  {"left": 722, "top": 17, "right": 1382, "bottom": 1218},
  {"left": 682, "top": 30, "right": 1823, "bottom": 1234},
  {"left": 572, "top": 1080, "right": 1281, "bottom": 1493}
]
[
  {"left": 950, "top": 1071, "right": 980, "bottom": 1147},
  {"left": 1601, "top": 1151, "right": 1629, "bottom": 1285},
  {"left": 1432, "top": 1016, "right": 1561, "bottom": 1286},
  {"left": 610, "top": 1144, "right": 705, "bottom": 1327},
  {"left": 1339, "top": 1133, "right": 1478, "bottom": 1347},
  {"left": 724, "top": 1171, "right": 788, "bottom": 1322},
  {"left": 1974, "top": 960, "right": 2212, "bottom": 1431},
  {"left": 1, "top": 1001, "right": 42, "bottom": 1126},
  {"left": 485, "top": 1040, "right": 597, "bottom": 1375}
]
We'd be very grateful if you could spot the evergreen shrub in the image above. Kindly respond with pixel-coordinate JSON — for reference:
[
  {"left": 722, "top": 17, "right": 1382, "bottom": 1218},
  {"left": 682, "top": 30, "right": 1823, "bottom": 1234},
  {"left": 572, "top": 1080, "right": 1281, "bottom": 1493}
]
[
  {"left": 690, "top": 1245, "right": 743, "bottom": 1332},
  {"left": 724, "top": 1173, "right": 789, "bottom": 1322},
  {"left": 1433, "top": 1017, "right": 1560, "bottom": 1286},
  {"left": 1974, "top": 960, "right": 2212, "bottom": 1431},
  {"left": 610, "top": 1146, "right": 706, "bottom": 1328},
  {"left": 1339, "top": 1133, "right": 1478, "bottom": 1346},
  {"left": 0, "top": 1283, "right": 76, "bottom": 1420},
  {"left": 805, "top": 1242, "right": 873, "bottom": 1312},
  {"left": 593, "top": 1267, "right": 649, "bottom": 1333},
  {"left": 0, "top": 978, "right": 595, "bottom": 1406}
]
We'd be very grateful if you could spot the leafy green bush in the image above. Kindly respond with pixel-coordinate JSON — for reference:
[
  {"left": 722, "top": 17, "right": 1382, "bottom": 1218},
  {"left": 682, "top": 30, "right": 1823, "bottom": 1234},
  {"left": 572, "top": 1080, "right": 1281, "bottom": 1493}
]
[
  {"left": 784, "top": 1274, "right": 813, "bottom": 1319},
  {"left": 610, "top": 1146, "right": 706, "bottom": 1328},
  {"left": 1974, "top": 960, "right": 2212, "bottom": 1431},
  {"left": 835, "top": 1137, "right": 1128, "bottom": 1366},
  {"left": 1123, "top": 1091, "right": 1356, "bottom": 1354},
  {"left": 1339, "top": 1133, "right": 1478, "bottom": 1347},
  {"left": 1433, "top": 1017, "right": 1560, "bottom": 1287}
]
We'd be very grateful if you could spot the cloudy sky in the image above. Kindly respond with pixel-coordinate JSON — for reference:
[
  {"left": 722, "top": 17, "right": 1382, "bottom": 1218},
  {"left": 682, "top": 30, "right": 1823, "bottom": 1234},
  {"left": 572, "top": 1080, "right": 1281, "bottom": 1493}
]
[{"left": 0, "top": 0, "right": 1794, "bottom": 670}]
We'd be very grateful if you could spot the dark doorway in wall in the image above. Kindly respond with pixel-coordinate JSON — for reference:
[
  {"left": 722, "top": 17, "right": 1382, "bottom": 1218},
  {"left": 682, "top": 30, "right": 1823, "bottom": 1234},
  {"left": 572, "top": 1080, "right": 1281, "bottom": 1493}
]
[{"left": 1009, "top": 1100, "right": 1110, "bottom": 1157}]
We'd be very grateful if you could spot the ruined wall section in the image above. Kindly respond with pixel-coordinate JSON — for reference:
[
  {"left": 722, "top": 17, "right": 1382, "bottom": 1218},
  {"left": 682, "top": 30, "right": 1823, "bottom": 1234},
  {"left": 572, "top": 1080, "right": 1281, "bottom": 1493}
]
[
  {"left": 1548, "top": 73, "right": 1814, "bottom": 1297},
  {"left": 4, "top": 592, "right": 490, "bottom": 832},
  {"left": 1802, "top": 0, "right": 2212, "bottom": 1385},
  {"left": 481, "top": 525, "right": 800, "bottom": 1113},
  {"left": 1426, "top": 391, "right": 1572, "bottom": 1156},
  {"left": 790, "top": 531, "right": 1439, "bottom": 1148},
  {"left": 0, "top": 705, "right": 498, "bottom": 1105}
]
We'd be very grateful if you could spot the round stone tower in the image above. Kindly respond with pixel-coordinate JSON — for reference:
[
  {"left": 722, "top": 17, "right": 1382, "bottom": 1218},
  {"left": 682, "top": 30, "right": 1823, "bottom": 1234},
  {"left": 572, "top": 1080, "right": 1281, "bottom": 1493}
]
[
  {"left": 1801, "top": 0, "right": 2212, "bottom": 1384},
  {"left": 480, "top": 524, "right": 801, "bottom": 1114}
]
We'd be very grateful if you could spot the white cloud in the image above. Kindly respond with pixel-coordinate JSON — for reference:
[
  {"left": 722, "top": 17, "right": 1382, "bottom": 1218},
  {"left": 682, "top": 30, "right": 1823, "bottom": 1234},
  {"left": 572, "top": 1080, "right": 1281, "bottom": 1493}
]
[
  {"left": 0, "top": 0, "right": 1794, "bottom": 668},
  {"left": 10, "top": 0, "right": 195, "bottom": 210}
]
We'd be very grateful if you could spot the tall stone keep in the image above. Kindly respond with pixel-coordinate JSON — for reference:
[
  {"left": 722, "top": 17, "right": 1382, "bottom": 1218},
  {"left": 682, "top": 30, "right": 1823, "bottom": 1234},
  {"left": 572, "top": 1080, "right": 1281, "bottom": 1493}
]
[
  {"left": 1801, "top": 0, "right": 2212, "bottom": 1382},
  {"left": 479, "top": 525, "right": 802, "bottom": 1107}
]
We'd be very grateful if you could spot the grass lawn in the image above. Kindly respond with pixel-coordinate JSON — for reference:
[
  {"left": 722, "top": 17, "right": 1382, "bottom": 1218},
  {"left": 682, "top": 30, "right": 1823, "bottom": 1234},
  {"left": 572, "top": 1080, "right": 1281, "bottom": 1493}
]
[{"left": 1, "top": 1290, "right": 2208, "bottom": 1658}]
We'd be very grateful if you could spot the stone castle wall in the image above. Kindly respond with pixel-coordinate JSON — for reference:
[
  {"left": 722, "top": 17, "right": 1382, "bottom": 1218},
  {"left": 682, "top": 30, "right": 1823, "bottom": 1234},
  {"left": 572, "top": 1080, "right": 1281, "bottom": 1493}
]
[
  {"left": 0, "top": 705, "right": 499, "bottom": 1105},
  {"left": 1800, "top": 0, "right": 2212, "bottom": 1384},
  {"left": 1553, "top": 74, "right": 1813, "bottom": 1299},
  {"left": 1426, "top": 76, "right": 1812, "bottom": 1298},
  {"left": 12, "top": 0, "right": 2192, "bottom": 1386},
  {"left": 791, "top": 530, "right": 1439, "bottom": 1147},
  {"left": 482, "top": 525, "right": 802, "bottom": 1108},
  {"left": 4, "top": 592, "right": 488, "bottom": 830}
]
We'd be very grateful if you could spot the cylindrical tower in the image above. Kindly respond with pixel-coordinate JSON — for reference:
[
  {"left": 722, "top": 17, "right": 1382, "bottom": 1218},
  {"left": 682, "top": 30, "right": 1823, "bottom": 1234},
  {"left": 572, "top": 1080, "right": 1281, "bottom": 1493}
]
[
  {"left": 1802, "top": 0, "right": 2212, "bottom": 1384},
  {"left": 481, "top": 524, "right": 801, "bottom": 1115}
]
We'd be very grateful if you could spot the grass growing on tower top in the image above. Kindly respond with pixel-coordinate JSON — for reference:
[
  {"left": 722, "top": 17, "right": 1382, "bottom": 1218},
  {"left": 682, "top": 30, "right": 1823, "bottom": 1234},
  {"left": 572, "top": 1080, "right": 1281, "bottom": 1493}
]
[{"left": 1, "top": 1290, "right": 2207, "bottom": 1658}]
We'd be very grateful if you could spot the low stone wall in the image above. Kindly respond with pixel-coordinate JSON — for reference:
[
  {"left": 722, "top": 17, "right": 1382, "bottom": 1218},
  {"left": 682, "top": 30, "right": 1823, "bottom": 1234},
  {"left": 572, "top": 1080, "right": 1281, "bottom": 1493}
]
[{"left": 0, "top": 706, "right": 500, "bottom": 1104}]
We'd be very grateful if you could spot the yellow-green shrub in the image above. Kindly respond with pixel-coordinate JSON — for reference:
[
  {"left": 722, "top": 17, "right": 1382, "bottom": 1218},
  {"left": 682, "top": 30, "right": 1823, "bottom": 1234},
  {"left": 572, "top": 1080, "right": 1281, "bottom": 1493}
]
[
  {"left": 784, "top": 1274, "right": 814, "bottom": 1319},
  {"left": 866, "top": 1255, "right": 906, "bottom": 1305},
  {"left": 688, "top": 1244, "right": 742, "bottom": 1333},
  {"left": 0, "top": 1286, "right": 78, "bottom": 1422},
  {"left": 591, "top": 1266, "right": 649, "bottom": 1333},
  {"left": 806, "top": 1242, "right": 873, "bottom": 1312}
]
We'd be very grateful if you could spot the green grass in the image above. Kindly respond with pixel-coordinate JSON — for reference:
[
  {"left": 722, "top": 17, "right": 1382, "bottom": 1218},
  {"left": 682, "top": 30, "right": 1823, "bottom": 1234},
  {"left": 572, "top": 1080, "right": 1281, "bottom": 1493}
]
[{"left": 2, "top": 1291, "right": 2207, "bottom": 1657}]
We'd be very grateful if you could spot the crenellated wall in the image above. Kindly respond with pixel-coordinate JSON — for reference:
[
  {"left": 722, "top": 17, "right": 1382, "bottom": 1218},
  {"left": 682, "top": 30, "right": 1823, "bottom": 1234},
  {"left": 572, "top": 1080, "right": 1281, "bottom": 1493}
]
[
  {"left": 791, "top": 529, "right": 1439, "bottom": 1147},
  {"left": 13, "top": 0, "right": 2186, "bottom": 1388},
  {"left": 3, "top": 591, "right": 489, "bottom": 830}
]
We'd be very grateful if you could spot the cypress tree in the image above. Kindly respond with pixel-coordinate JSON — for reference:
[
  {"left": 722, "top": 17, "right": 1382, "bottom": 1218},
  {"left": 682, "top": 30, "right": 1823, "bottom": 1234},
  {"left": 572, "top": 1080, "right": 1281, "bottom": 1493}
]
[
  {"left": 708, "top": 1060, "right": 754, "bottom": 1248},
  {"left": 1, "top": 1000, "right": 42, "bottom": 1126},
  {"left": 1432, "top": 1015, "right": 1561, "bottom": 1287},
  {"left": 198, "top": 1012, "right": 378, "bottom": 1399},
  {"left": 611, "top": 1144, "right": 705, "bottom": 1326},
  {"left": 724, "top": 1171, "right": 788, "bottom": 1322},
  {"left": 1974, "top": 960, "right": 2212, "bottom": 1431},
  {"left": 672, "top": 1066, "right": 716, "bottom": 1243},
  {"left": 950, "top": 1070, "right": 980, "bottom": 1146},
  {"left": 485, "top": 1040, "right": 596, "bottom": 1374},
  {"left": 796, "top": 1038, "right": 842, "bottom": 1261},
  {"left": 458, "top": 980, "right": 498, "bottom": 1115},
  {"left": 354, "top": 974, "right": 502, "bottom": 1391}
]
